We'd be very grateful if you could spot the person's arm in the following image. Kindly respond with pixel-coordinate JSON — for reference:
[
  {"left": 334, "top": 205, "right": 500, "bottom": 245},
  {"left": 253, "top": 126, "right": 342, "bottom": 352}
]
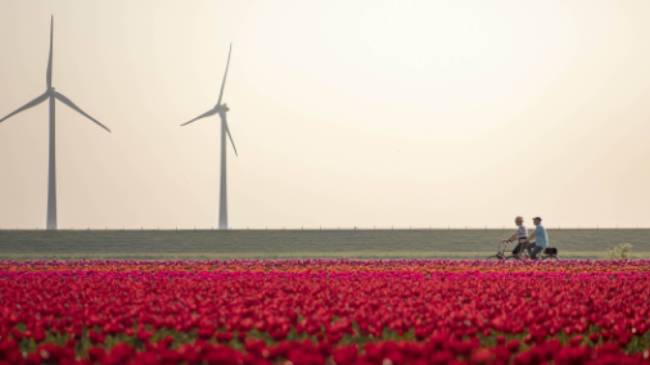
[
  {"left": 504, "top": 232, "right": 518, "bottom": 242},
  {"left": 528, "top": 231, "right": 536, "bottom": 242}
]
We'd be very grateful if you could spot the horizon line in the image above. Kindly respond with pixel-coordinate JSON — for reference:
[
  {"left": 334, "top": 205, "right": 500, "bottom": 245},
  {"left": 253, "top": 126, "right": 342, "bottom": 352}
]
[{"left": 1, "top": 226, "right": 649, "bottom": 231}]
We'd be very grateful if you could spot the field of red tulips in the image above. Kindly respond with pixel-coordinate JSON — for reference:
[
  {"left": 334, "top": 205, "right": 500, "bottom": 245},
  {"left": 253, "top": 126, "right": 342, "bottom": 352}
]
[{"left": 1, "top": 260, "right": 649, "bottom": 365}]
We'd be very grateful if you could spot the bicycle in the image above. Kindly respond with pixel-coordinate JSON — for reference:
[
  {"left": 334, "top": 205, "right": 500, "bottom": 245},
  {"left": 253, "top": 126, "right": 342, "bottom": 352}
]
[{"left": 489, "top": 239, "right": 558, "bottom": 260}]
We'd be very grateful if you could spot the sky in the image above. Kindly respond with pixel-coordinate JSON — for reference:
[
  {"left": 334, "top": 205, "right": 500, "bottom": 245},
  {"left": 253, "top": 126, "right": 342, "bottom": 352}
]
[{"left": 0, "top": 0, "right": 649, "bottom": 229}]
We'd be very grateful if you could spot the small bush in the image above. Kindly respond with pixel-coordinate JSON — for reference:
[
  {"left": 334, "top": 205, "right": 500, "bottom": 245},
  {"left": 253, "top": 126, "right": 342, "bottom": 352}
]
[{"left": 608, "top": 243, "right": 633, "bottom": 259}]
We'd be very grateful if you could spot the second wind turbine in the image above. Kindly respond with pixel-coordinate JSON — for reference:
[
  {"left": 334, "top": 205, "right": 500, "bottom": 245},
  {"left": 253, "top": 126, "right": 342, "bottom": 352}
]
[{"left": 180, "top": 43, "right": 238, "bottom": 230}]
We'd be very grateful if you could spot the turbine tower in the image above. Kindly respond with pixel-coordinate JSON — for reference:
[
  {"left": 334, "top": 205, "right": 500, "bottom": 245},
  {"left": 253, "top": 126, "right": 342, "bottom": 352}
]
[
  {"left": 0, "top": 16, "right": 111, "bottom": 230},
  {"left": 180, "top": 43, "right": 238, "bottom": 230}
]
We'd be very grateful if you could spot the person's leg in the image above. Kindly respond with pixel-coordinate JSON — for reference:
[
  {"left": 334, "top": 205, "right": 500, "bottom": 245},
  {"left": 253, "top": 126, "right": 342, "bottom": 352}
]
[
  {"left": 512, "top": 242, "right": 523, "bottom": 257},
  {"left": 518, "top": 240, "right": 532, "bottom": 258},
  {"left": 530, "top": 245, "right": 543, "bottom": 259},
  {"left": 526, "top": 243, "right": 535, "bottom": 257}
]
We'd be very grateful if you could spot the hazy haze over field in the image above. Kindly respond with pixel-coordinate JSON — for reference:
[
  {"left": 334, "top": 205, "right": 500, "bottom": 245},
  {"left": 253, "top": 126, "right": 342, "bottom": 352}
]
[{"left": 1, "top": 0, "right": 649, "bottom": 229}]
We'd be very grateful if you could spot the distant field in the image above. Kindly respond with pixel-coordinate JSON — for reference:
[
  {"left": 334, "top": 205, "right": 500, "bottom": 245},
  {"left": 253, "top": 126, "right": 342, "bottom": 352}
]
[{"left": 1, "top": 229, "right": 649, "bottom": 259}]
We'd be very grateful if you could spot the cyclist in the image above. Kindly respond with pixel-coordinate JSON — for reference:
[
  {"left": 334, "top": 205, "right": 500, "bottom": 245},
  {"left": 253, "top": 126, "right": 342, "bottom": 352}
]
[
  {"left": 498, "top": 216, "right": 530, "bottom": 258},
  {"left": 528, "top": 216, "right": 549, "bottom": 259}
]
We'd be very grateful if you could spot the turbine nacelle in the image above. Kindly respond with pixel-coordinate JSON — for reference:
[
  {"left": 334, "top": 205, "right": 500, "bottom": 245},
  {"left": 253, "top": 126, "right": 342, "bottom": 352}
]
[{"left": 215, "top": 103, "right": 229, "bottom": 113}]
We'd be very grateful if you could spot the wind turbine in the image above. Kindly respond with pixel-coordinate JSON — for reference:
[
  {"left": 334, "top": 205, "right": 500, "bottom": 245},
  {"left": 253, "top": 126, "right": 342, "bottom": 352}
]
[
  {"left": 0, "top": 16, "right": 111, "bottom": 230},
  {"left": 180, "top": 43, "right": 238, "bottom": 230}
]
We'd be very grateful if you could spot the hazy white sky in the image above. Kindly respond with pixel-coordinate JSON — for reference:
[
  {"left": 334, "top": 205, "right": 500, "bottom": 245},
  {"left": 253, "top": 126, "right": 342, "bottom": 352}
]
[{"left": 1, "top": 0, "right": 649, "bottom": 229}]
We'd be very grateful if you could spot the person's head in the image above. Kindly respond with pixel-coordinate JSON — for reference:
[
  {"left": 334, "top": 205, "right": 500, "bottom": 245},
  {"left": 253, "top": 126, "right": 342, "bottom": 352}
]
[
  {"left": 515, "top": 216, "right": 524, "bottom": 226},
  {"left": 533, "top": 217, "right": 542, "bottom": 226}
]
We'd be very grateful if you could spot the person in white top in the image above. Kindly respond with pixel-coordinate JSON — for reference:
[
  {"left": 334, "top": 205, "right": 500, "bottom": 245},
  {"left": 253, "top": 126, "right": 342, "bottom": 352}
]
[{"left": 497, "top": 216, "right": 530, "bottom": 258}]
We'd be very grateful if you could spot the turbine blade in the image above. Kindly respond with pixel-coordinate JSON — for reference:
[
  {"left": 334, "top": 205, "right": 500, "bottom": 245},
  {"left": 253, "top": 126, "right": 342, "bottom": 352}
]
[
  {"left": 46, "top": 15, "right": 54, "bottom": 88},
  {"left": 0, "top": 92, "right": 49, "bottom": 124},
  {"left": 54, "top": 91, "right": 111, "bottom": 132},
  {"left": 180, "top": 109, "right": 217, "bottom": 126},
  {"left": 222, "top": 113, "right": 238, "bottom": 156},
  {"left": 216, "top": 43, "right": 232, "bottom": 105}
]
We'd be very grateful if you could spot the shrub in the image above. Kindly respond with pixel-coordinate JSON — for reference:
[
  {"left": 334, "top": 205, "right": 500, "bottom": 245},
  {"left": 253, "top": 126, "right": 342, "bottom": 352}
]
[{"left": 608, "top": 242, "right": 633, "bottom": 259}]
